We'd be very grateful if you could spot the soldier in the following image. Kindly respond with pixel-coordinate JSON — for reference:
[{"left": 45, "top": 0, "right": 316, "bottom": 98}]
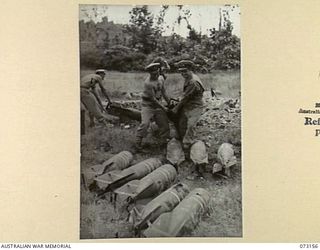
[
  {"left": 135, "top": 62, "right": 171, "bottom": 150},
  {"left": 80, "top": 69, "right": 113, "bottom": 126},
  {"left": 171, "top": 60, "right": 205, "bottom": 149},
  {"left": 152, "top": 57, "right": 171, "bottom": 80}
]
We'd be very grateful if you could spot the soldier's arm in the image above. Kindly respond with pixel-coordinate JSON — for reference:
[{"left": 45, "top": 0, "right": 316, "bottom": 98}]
[
  {"left": 97, "top": 81, "right": 112, "bottom": 104},
  {"left": 163, "top": 60, "right": 170, "bottom": 70},
  {"left": 159, "top": 76, "right": 170, "bottom": 105},
  {"left": 145, "top": 83, "right": 168, "bottom": 112},
  {"left": 91, "top": 85, "right": 105, "bottom": 111}
]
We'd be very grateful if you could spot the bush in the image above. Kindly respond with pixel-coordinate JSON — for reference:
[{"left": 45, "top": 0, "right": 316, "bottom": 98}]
[
  {"left": 103, "top": 49, "right": 147, "bottom": 72},
  {"left": 80, "top": 45, "right": 104, "bottom": 69},
  {"left": 215, "top": 42, "right": 241, "bottom": 70}
]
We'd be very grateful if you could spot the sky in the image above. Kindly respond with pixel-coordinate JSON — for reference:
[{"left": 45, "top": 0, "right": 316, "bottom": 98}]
[{"left": 79, "top": 5, "right": 240, "bottom": 38}]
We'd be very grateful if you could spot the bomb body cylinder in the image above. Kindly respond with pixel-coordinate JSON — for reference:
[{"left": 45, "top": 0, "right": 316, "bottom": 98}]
[
  {"left": 143, "top": 188, "right": 210, "bottom": 237},
  {"left": 166, "top": 138, "right": 185, "bottom": 166},
  {"left": 107, "top": 103, "right": 141, "bottom": 121},
  {"left": 101, "top": 151, "right": 133, "bottom": 172},
  {"left": 95, "top": 158, "right": 162, "bottom": 190},
  {"left": 115, "top": 164, "right": 177, "bottom": 200},
  {"left": 122, "top": 158, "right": 162, "bottom": 179},
  {"left": 134, "top": 164, "right": 177, "bottom": 200},
  {"left": 83, "top": 151, "right": 133, "bottom": 188},
  {"left": 134, "top": 183, "right": 189, "bottom": 230}
]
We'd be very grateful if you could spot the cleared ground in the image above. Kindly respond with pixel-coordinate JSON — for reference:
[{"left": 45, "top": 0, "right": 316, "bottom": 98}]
[{"left": 80, "top": 70, "right": 242, "bottom": 238}]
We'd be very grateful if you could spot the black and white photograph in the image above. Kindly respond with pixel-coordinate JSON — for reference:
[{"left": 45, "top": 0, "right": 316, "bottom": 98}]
[{"left": 79, "top": 4, "right": 241, "bottom": 239}]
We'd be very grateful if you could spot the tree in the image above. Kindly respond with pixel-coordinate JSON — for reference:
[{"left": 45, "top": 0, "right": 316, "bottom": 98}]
[
  {"left": 80, "top": 5, "right": 108, "bottom": 23},
  {"left": 154, "top": 5, "right": 169, "bottom": 36},
  {"left": 125, "top": 6, "right": 157, "bottom": 54},
  {"left": 208, "top": 7, "right": 240, "bottom": 69},
  {"left": 79, "top": 5, "right": 241, "bottom": 71}
]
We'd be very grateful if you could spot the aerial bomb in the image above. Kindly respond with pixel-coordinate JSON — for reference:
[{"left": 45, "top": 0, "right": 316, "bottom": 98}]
[
  {"left": 82, "top": 151, "right": 133, "bottom": 188},
  {"left": 88, "top": 151, "right": 133, "bottom": 176},
  {"left": 95, "top": 158, "right": 162, "bottom": 193},
  {"left": 107, "top": 102, "right": 141, "bottom": 121},
  {"left": 114, "top": 164, "right": 177, "bottom": 201},
  {"left": 190, "top": 140, "right": 208, "bottom": 165},
  {"left": 101, "top": 151, "right": 133, "bottom": 173},
  {"left": 131, "top": 183, "right": 190, "bottom": 231},
  {"left": 213, "top": 143, "right": 237, "bottom": 176},
  {"left": 166, "top": 138, "right": 185, "bottom": 166},
  {"left": 143, "top": 188, "right": 210, "bottom": 237}
]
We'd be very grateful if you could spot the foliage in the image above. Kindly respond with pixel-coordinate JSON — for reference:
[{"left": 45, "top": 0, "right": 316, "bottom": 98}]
[
  {"left": 80, "top": 41, "right": 103, "bottom": 69},
  {"left": 124, "top": 6, "right": 157, "bottom": 54},
  {"left": 79, "top": 5, "right": 240, "bottom": 71},
  {"left": 206, "top": 29, "right": 240, "bottom": 69},
  {"left": 103, "top": 46, "right": 147, "bottom": 72}
]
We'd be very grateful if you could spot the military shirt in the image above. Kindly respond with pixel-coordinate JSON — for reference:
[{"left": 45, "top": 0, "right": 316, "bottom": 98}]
[
  {"left": 141, "top": 75, "right": 166, "bottom": 108},
  {"left": 80, "top": 74, "right": 103, "bottom": 89},
  {"left": 181, "top": 73, "right": 205, "bottom": 110}
]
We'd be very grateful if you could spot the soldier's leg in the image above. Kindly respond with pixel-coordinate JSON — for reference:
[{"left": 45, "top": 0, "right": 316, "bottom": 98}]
[
  {"left": 182, "top": 107, "right": 203, "bottom": 147},
  {"left": 135, "top": 105, "right": 154, "bottom": 146},
  {"left": 80, "top": 88, "right": 104, "bottom": 120},
  {"left": 178, "top": 112, "right": 188, "bottom": 140},
  {"left": 153, "top": 109, "right": 170, "bottom": 144},
  {"left": 88, "top": 113, "right": 95, "bottom": 127}
]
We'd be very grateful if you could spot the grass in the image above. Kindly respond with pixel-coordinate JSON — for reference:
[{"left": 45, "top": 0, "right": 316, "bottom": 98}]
[
  {"left": 80, "top": 70, "right": 241, "bottom": 238},
  {"left": 80, "top": 70, "right": 241, "bottom": 99}
]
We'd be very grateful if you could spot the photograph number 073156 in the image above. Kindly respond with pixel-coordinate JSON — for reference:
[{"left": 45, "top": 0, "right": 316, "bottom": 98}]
[{"left": 79, "top": 4, "right": 241, "bottom": 239}]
